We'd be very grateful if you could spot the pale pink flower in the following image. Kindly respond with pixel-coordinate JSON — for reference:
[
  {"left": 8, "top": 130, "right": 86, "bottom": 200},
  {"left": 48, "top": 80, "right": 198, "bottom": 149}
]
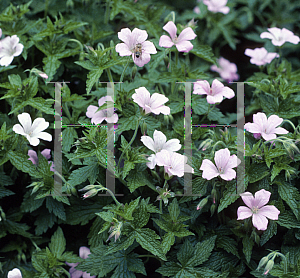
[
  {"left": 237, "top": 189, "right": 280, "bottom": 231},
  {"left": 260, "top": 27, "right": 300, "bottom": 47},
  {"left": 132, "top": 87, "right": 170, "bottom": 115},
  {"left": 28, "top": 149, "right": 55, "bottom": 172},
  {"left": 159, "top": 21, "right": 197, "bottom": 53},
  {"left": 86, "top": 96, "right": 118, "bottom": 125},
  {"left": 244, "top": 47, "right": 279, "bottom": 66},
  {"left": 66, "top": 246, "right": 96, "bottom": 278},
  {"left": 0, "top": 35, "right": 23, "bottom": 66},
  {"left": 193, "top": 79, "right": 235, "bottom": 104},
  {"left": 193, "top": 6, "right": 201, "bottom": 14},
  {"left": 210, "top": 57, "right": 239, "bottom": 82},
  {"left": 12, "top": 113, "right": 52, "bottom": 146},
  {"left": 244, "top": 112, "right": 289, "bottom": 141},
  {"left": 8, "top": 268, "right": 22, "bottom": 278},
  {"left": 141, "top": 130, "right": 181, "bottom": 169},
  {"left": 200, "top": 148, "right": 241, "bottom": 181},
  {"left": 155, "top": 150, "right": 194, "bottom": 178},
  {"left": 115, "top": 28, "right": 157, "bottom": 67},
  {"left": 203, "top": 0, "right": 230, "bottom": 14}
]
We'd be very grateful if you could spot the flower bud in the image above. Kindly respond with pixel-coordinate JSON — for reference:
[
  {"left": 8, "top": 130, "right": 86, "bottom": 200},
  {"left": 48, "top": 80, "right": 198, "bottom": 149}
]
[
  {"left": 257, "top": 256, "right": 269, "bottom": 270},
  {"left": 131, "top": 66, "right": 137, "bottom": 80},
  {"left": 164, "top": 115, "right": 169, "bottom": 126},
  {"left": 164, "top": 56, "right": 169, "bottom": 68},
  {"left": 82, "top": 189, "right": 98, "bottom": 199},
  {"left": 196, "top": 197, "right": 208, "bottom": 210},
  {"left": 263, "top": 259, "right": 274, "bottom": 275},
  {"left": 168, "top": 114, "right": 174, "bottom": 124},
  {"left": 210, "top": 204, "right": 216, "bottom": 216},
  {"left": 66, "top": 0, "right": 74, "bottom": 8},
  {"left": 141, "top": 122, "right": 147, "bottom": 135},
  {"left": 211, "top": 188, "right": 217, "bottom": 204}
]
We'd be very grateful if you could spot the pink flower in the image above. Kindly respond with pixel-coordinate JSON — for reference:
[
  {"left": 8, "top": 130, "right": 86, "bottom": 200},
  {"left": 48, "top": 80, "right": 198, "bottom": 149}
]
[
  {"left": 0, "top": 35, "right": 23, "bottom": 66},
  {"left": 244, "top": 47, "right": 279, "bottom": 66},
  {"left": 28, "top": 149, "right": 55, "bottom": 172},
  {"left": 115, "top": 28, "right": 157, "bottom": 67},
  {"left": 86, "top": 96, "right": 118, "bottom": 125},
  {"left": 193, "top": 79, "right": 235, "bottom": 104},
  {"left": 237, "top": 189, "right": 280, "bottom": 231},
  {"left": 200, "top": 148, "right": 241, "bottom": 181},
  {"left": 260, "top": 27, "right": 300, "bottom": 47},
  {"left": 193, "top": 6, "right": 201, "bottom": 14},
  {"left": 66, "top": 246, "right": 96, "bottom": 278},
  {"left": 141, "top": 130, "right": 181, "bottom": 169},
  {"left": 8, "top": 268, "right": 22, "bottom": 278},
  {"left": 155, "top": 150, "right": 194, "bottom": 178},
  {"left": 159, "top": 21, "right": 197, "bottom": 53},
  {"left": 132, "top": 87, "right": 170, "bottom": 115},
  {"left": 244, "top": 112, "right": 289, "bottom": 141},
  {"left": 12, "top": 113, "right": 52, "bottom": 146},
  {"left": 210, "top": 57, "right": 239, "bottom": 82},
  {"left": 203, "top": 0, "right": 230, "bottom": 14}
]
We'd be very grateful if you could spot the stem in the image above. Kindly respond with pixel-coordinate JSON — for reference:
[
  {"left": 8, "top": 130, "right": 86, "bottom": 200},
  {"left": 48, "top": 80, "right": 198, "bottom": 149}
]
[
  {"left": 201, "top": 104, "right": 216, "bottom": 123},
  {"left": 168, "top": 51, "right": 172, "bottom": 72},
  {"left": 44, "top": 0, "right": 49, "bottom": 18},
  {"left": 68, "top": 39, "right": 84, "bottom": 52},
  {"left": 117, "top": 117, "right": 141, "bottom": 169},
  {"left": 211, "top": 141, "right": 227, "bottom": 153},
  {"left": 107, "top": 68, "right": 114, "bottom": 83},
  {"left": 104, "top": 0, "right": 110, "bottom": 24},
  {"left": 282, "top": 119, "right": 296, "bottom": 132},
  {"left": 120, "top": 58, "right": 130, "bottom": 83},
  {"left": 175, "top": 50, "right": 179, "bottom": 68}
]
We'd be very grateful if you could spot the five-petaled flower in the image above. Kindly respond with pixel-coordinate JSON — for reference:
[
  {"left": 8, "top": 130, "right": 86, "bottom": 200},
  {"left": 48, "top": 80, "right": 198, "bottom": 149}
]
[
  {"left": 8, "top": 268, "right": 22, "bottom": 278},
  {"left": 237, "top": 189, "right": 280, "bottom": 231},
  {"left": 244, "top": 47, "right": 279, "bottom": 66},
  {"left": 66, "top": 246, "right": 96, "bottom": 278},
  {"left": 132, "top": 87, "right": 170, "bottom": 115},
  {"left": 12, "top": 113, "right": 52, "bottom": 146},
  {"left": 200, "top": 148, "right": 241, "bottom": 181},
  {"left": 0, "top": 31, "right": 23, "bottom": 67},
  {"left": 159, "top": 21, "right": 197, "bottom": 53},
  {"left": 115, "top": 28, "right": 157, "bottom": 67},
  {"left": 141, "top": 130, "right": 181, "bottom": 169},
  {"left": 260, "top": 27, "right": 300, "bottom": 47},
  {"left": 86, "top": 96, "right": 118, "bottom": 125},
  {"left": 155, "top": 149, "right": 194, "bottom": 178},
  {"left": 28, "top": 149, "right": 55, "bottom": 172},
  {"left": 203, "top": 0, "right": 230, "bottom": 14},
  {"left": 210, "top": 57, "right": 239, "bottom": 82},
  {"left": 244, "top": 112, "right": 289, "bottom": 141},
  {"left": 193, "top": 79, "right": 235, "bottom": 104}
]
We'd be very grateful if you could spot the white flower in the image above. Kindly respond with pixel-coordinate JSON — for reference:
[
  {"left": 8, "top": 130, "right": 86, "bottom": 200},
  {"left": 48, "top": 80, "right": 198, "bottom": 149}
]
[
  {"left": 13, "top": 113, "right": 52, "bottom": 146},
  {"left": 8, "top": 268, "right": 22, "bottom": 278},
  {"left": 0, "top": 35, "right": 23, "bottom": 66}
]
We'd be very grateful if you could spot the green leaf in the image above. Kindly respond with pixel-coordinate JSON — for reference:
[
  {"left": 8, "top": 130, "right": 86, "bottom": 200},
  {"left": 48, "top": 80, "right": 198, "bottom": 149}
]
[
  {"left": 260, "top": 220, "right": 277, "bottom": 246},
  {"left": 34, "top": 210, "right": 56, "bottom": 235},
  {"left": 188, "top": 235, "right": 217, "bottom": 266},
  {"left": 247, "top": 163, "right": 269, "bottom": 183},
  {"left": 86, "top": 68, "right": 103, "bottom": 94},
  {"left": 168, "top": 198, "right": 180, "bottom": 221},
  {"left": 277, "top": 210, "right": 300, "bottom": 228},
  {"left": 43, "top": 55, "right": 61, "bottom": 81},
  {"left": 116, "top": 197, "right": 140, "bottom": 221},
  {"left": 46, "top": 197, "right": 66, "bottom": 221},
  {"left": 126, "top": 168, "right": 153, "bottom": 193},
  {"left": 218, "top": 180, "right": 239, "bottom": 213},
  {"left": 135, "top": 228, "right": 167, "bottom": 261},
  {"left": 190, "top": 43, "right": 216, "bottom": 64},
  {"left": 48, "top": 227, "right": 66, "bottom": 258},
  {"left": 7, "top": 150, "right": 42, "bottom": 178},
  {"left": 161, "top": 232, "right": 175, "bottom": 254},
  {"left": 242, "top": 236, "right": 254, "bottom": 263},
  {"left": 216, "top": 236, "right": 240, "bottom": 258},
  {"left": 277, "top": 178, "right": 300, "bottom": 219}
]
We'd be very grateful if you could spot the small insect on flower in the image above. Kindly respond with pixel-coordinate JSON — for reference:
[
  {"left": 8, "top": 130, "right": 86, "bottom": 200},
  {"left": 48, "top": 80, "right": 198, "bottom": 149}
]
[{"left": 134, "top": 43, "right": 142, "bottom": 59}]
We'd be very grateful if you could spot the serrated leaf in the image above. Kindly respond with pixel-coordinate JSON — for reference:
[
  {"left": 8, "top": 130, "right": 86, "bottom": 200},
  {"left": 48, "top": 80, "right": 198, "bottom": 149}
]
[
  {"left": 161, "top": 232, "right": 175, "bottom": 254},
  {"left": 218, "top": 181, "right": 239, "bottom": 213},
  {"left": 43, "top": 55, "right": 61, "bottom": 81},
  {"left": 242, "top": 236, "right": 254, "bottom": 263},
  {"left": 217, "top": 236, "right": 240, "bottom": 258},
  {"left": 46, "top": 197, "right": 66, "bottom": 221},
  {"left": 260, "top": 220, "right": 277, "bottom": 246},
  {"left": 48, "top": 227, "right": 66, "bottom": 258},
  {"left": 190, "top": 44, "right": 216, "bottom": 64},
  {"left": 247, "top": 163, "right": 269, "bottom": 183},
  {"left": 86, "top": 68, "right": 103, "bottom": 94},
  {"left": 277, "top": 210, "right": 300, "bottom": 228},
  {"left": 135, "top": 228, "right": 167, "bottom": 261},
  {"left": 168, "top": 198, "right": 180, "bottom": 221}
]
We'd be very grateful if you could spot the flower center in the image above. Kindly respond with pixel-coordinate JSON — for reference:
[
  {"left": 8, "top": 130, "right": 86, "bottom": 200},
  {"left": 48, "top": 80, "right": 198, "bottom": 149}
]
[
  {"left": 209, "top": 88, "right": 213, "bottom": 95},
  {"left": 251, "top": 206, "right": 259, "bottom": 214},
  {"left": 218, "top": 167, "right": 224, "bottom": 174}
]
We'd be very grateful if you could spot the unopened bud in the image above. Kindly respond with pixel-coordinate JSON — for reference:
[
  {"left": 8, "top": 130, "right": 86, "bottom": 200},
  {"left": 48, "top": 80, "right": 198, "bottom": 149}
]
[
  {"left": 164, "top": 56, "right": 169, "bottom": 68},
  {"left": 263, "top": 260, "right": 274, "bottom": 275},
  {"left": 164, "top": 115, "right": 169, "bottom": 126},
  {"left": 66, "top": 0, "right": 74, "bottom": 8},
  {"left": 141, "top": 122, "right": 147, "bottom": 135},
  {"left": 82, "top": 189, "right": 98, "bottom": 199},
  {"left": 131, "top": 66, "right": 137, "bottom": 80},
  {"left": 210, "top": 204, "right": 216, "bottom": 216},
  {"left": 257, "top": 256, "right": 269, "bottom": 270},
  {"left": 196, "top": 197, "right": 208, "bottom": 210}
]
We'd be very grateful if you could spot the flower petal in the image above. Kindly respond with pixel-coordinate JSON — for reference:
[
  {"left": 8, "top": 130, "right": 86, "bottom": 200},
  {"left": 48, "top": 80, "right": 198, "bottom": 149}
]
[
  {"left": 240, "top": 191, "right": 255, "bottom": 208},
  {"left": 28, "top": 150, "right": 38, "bottom": 164},
  {"left": 252, "top": 213, "right": 269, "bottom": 230},
  {"left": 141, "top": 135, "right": 156, "bottom": 152},
  {"left": 254, "top": 189, "right": 271, "bottom": 208},
  {"left": 17, "top": 112, "right": 32, "bottom": 132},
  {"left": 258, "top": 205, "right": 280, "bottom": 220},
  {"left": 206, "top": 94, "right": 223, "bottom": 104},
  {"left": 79, "top": 246, "right": 91, "bottom": 259},
  {"left": 163, "top": 138, "right": 181, "bottom": 152},
  {"left": 31, "top": 118, "right": 49, "bottom": 136},
  {"left": 177, "top": 27, "right": 197, "bottom": 42},
  {"left": 273, "top": 127, "right": 289, "bottom": 135},
  {"left": 175, "top": 40, "right": 194, "bottom": 52},
  {"left": 193, "top": 80, "right": 210, "bottom": 95},
  {"left": 159, "top": 35, "right": 174, "bottom": 48},
  {"left": 214, "top": 148, "right": 230, "bottom": 169},
  {"left": 131, "top": 28, "right": 148, "bottom": 44},
  {"left": 12, "top": 123, "right": 26, "bottom": 136},
  {"left": 200, "top": 159, "right": 219, "bottom": 180},
  {"left": 41, "top": 149, "right": 51, "bottom": 160},
  {"left": 220, "top": 168, "right": 236, "bottom": 180},
  {"left": 117, "top": 28, "right": 132, "bottom": 45},
  {"left": 34, "top": 132, "right": 52, "bottom": 142},
  {"left": 115, "top": 43, "right": 132, "bottom": 56},
  {"left": 163, "top": 21, "right": 177, "bottom": 40},
  {"left": 142, "top": 41, "right": 157, "bottom": 54},
  {"left": 237, "top": 206, "right": 253, "bottom": 220},
  {"left": 153, "top": 130, "right": 167, "bottom": 150}
]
